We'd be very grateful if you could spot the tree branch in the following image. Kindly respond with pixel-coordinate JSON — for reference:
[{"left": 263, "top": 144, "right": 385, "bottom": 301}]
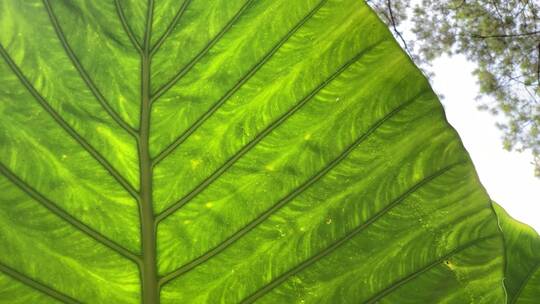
[
  {"left": 537, "top": 43, "right": 540, "bottom": 87},
  {"left": 471, "top": 30, "right": 540, "bottom": 38},
  {"left": 386, "top": 0, "right": 413, "bottom": 56}
]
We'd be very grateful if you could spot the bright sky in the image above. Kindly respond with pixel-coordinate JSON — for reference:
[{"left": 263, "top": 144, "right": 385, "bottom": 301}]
[
  {"left": 428, "top": 55, "right": 540, "bottom": 232},
  {"left": 389, "top": 0, "right": 540, "bottom": 232}
]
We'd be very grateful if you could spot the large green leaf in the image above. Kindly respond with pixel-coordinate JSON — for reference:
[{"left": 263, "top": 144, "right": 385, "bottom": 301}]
[
  {"left": 492, "top": 203, "right": 540, "bottom": 303},
  {"left": 0, "top": 0, "right": 523, "bottom": 303}
]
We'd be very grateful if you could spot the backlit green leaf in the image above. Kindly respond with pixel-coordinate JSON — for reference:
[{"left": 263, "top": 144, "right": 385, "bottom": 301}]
[
  {"left": 493, "top": 203, "right": 540, "bottom": 303},
  {"left": 0, "top": 0, "right": 532, "bottom": 303}
]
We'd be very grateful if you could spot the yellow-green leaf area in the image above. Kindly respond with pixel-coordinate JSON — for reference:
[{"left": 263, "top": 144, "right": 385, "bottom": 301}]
[{"left": 0, "top": 0, "right": 528, "bottom": 303}]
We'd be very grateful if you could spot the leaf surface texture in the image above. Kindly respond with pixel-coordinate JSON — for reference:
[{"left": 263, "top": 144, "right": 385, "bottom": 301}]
[
  {"left": 493, "top": 203, "right": 540, "bottom": 304},
  {"left": 0, "top": 0, "right": 524, "bottom": 303}
]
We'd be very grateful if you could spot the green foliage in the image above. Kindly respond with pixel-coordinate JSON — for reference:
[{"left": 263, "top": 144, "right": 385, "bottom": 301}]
[
  {"left": 493, "top": 203, "right": 540, "bottom": 303},
  {"left": 369, "top": 0, "right": 540, "bottom": 176},
  {"left": 0, "top": 0, "right": 537, "bottom": 303}
]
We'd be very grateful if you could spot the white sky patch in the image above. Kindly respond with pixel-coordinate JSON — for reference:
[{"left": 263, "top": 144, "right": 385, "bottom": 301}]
[
  {"left": 428, "top": 55, "right": 540, "bottom": 232},
  {"left": 387, "top": 1, "right": 540, "bottom": 232}
]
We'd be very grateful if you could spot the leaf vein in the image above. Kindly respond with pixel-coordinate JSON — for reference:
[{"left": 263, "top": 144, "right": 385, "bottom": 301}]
[
  {"left": 150, "top": 0, "right": 256, "bottom": 102},
  {"left": 0, "top": 262, "right": 81, "bottom": 304},
  {"left": 42, "top": 0, "right": 139, "bottom": 138},
  {"left": 0, "top": 162, "right": 141, "bottom": 264},
  {"left": 150, "top": 0, "right": 193, "bottom": 56},
  {"left": 114, "top": 0, "right": 144, "bottom": 54},
  {"left": 510, "top": 260, "right": 540, "bottom": 303},
  {"left": 158, "top": 87, "right": 429, "bottom": 285},
  {"left": 0, "top": 44, "right": 139, "bottom": 201},
  {"left": 363, "top": 235, "right": 499, "bottom": 304},
  {"left": 154, "top": 40, "right": 385, "bottom": 224},
  {"left": 152, "top": 0, "right": 330, "bottom": 166},
  {"left": 240, "top": 161, "right": 469, "bottom": 303}
]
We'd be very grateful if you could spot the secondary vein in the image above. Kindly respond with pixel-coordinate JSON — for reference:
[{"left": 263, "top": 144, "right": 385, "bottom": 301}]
[
  {"left": 0, "top": 162, "right": 141, "bottom": 264},
  {"left": 42, "top": 0, "right": 139, "bottom": 138},
  {"left": 154, "top": 40, "right": 385, "bottom": 224},
  {"left": 152, "top": 0, "right": 330, "bottom": 166},
  {"left": 510, "top": 260, "right": 540, "bottom": 304},
  {"left": 150, "top": 0, "right": 193, "bottom": 56},
  {"left": 241, "top": 162, "right": 468, "bottom": 303},
  {"left": 0, "top": 262, "right": 81, "bottom": 304},
  {"left": 158, "top": 89, "right": 430, "bottom": 285},
  {"left": 363, "top": 235, "right": 499, "bottom": 303},
  {"left": 0, "top": 43, "right": 139, "bottom": 201},
  {"left": 150, "top": 0, "right": 256, "bottom": 103},
  {"left": 114, "top": 0, "right": 144, "bottom": 54}
]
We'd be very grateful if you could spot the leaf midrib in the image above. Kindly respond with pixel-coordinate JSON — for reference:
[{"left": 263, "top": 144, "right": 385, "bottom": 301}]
[
  {"left": 0, "top": 1, "right": 503, "bottom": 303},
  {"left": 0, "top": 1, "right": 414, "bottom": 301},
  {"left": 137, "top": 0, "right": 160, "bottom": 303}
]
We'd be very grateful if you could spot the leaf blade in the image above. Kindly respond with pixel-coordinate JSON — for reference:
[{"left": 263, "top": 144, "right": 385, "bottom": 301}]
[
  {"left": 0, "top": 0, "right": 533, "bottom": 303},
  {"left": 493, "top": 202, "right": 540, "bottom": 303}
]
